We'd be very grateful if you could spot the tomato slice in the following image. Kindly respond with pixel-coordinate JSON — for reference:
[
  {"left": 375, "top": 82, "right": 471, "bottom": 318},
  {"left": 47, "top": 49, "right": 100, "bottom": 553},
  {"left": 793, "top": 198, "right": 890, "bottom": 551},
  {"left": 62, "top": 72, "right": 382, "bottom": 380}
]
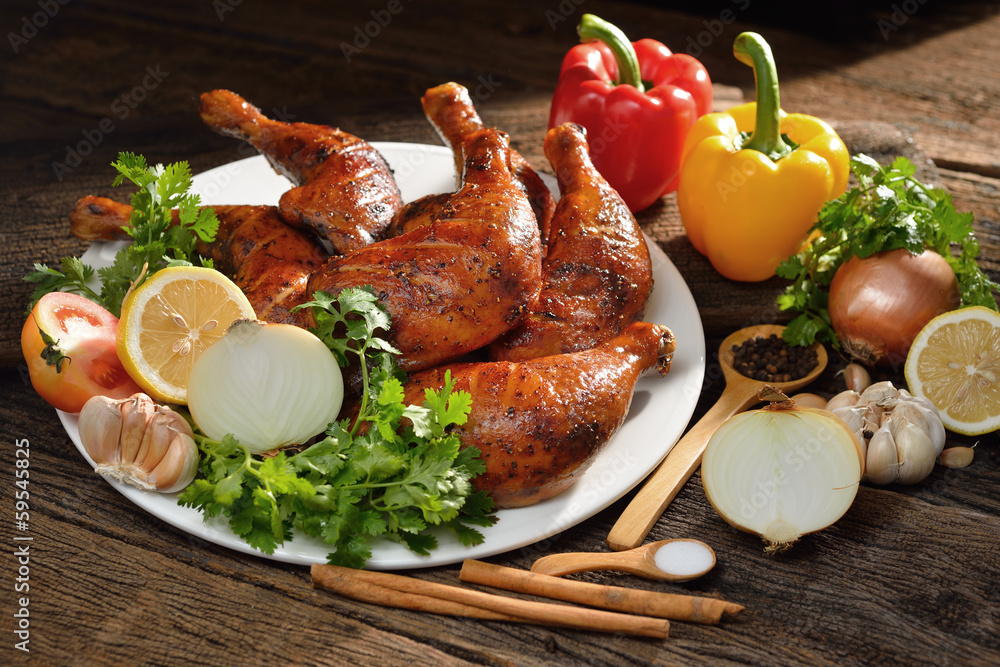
[{"left": 21, "top": 292, "right": 142, "bottom": 413}]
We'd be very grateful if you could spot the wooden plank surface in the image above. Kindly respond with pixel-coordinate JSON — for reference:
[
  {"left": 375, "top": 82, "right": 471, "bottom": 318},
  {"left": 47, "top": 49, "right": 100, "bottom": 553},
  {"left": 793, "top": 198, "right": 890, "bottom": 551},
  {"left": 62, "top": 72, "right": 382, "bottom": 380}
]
[{"left": 2, "top": 1, "right": 999, "bottom": 665}]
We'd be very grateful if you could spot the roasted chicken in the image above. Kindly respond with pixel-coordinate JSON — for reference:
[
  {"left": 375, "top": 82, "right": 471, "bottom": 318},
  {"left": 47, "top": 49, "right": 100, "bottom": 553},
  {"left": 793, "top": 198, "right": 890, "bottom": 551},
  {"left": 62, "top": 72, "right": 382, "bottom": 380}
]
[
  {"left": 489, "top": 123, "right": 653, "bottom": 361},
  {"left": 398, "top": 321, "right": 675, "bottom": 508},
  {"left": 68, "top": 197, "right": 328, "bottom": 327},
  {"left": 199, "top": 89, "right": 402, "bottom": 255},
  {"left": 398, "top": 82, "right": 555, "bottom": 244},
  {"left": 307, "top": 128, "right": 543, "bottom": 372}
]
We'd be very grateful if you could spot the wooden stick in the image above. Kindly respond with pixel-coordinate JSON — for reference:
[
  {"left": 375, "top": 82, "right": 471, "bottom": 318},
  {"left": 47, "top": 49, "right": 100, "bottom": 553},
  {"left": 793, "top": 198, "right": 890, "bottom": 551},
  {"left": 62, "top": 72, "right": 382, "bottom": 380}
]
[
  {"left": 459, "top": 559, "right": 743, "bottom": 625},
  {"left": 311, "top": 564, "right": 670, "bottom": 639}
]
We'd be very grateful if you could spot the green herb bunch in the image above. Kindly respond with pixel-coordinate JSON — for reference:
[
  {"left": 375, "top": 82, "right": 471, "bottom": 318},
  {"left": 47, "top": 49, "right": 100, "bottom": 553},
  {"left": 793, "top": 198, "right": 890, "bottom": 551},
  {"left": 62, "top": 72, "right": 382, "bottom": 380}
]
[
  {"left": 25, "top": 152, "right": 219, "bottom": 316},
  {"left": 777, "top": 154, "right": 999, "bottom": 347},
  {"left": 179, "top": 288, "right": 496, "bottom": 568}
]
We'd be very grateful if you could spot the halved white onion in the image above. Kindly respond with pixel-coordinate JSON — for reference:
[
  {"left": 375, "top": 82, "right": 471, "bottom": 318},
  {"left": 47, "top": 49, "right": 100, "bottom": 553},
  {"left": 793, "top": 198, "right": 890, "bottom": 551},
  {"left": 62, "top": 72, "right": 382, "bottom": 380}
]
[
  {"left": 187, "top": 319, "right": 343, "bottom": 453},
  {"left": 701, "top": 403, "right": 864, "bottom": 553}
]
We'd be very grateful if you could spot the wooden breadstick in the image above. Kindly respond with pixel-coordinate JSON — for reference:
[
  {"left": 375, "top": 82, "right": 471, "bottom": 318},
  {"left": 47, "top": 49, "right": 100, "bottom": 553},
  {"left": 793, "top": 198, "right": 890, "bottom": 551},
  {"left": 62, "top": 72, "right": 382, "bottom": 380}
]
[
  {"left": 459, "top": 559, "right": 743, "bottom": 625},
  {"left": 311, "top": 564, "right": 670, "bottom": 639},
  {"left": 310, "top": 564, "right": 522, "bottom": 621}
]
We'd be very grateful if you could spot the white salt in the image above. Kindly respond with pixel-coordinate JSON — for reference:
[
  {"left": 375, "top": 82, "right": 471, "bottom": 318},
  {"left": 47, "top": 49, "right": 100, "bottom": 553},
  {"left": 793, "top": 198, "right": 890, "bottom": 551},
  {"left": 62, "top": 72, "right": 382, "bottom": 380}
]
[{"left": 652, "top": 539, "right": 715, "bottom": 578}]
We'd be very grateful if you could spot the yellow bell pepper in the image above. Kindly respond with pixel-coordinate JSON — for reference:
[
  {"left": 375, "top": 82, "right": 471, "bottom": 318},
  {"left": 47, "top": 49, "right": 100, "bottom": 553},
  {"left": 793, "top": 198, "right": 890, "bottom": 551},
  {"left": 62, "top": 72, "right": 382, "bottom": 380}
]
[{"left": 677, "top": 32, "right": 849, "bottom": 282}]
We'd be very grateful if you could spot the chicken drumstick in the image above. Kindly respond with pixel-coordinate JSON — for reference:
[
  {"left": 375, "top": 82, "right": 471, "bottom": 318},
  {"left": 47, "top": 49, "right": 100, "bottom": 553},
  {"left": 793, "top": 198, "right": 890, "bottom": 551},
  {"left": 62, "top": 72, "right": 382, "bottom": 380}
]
[
  {"left": 199, "top": 89, "right": 402, "bottom": 255},
  {"left": 489, "top": 123, "right": 653, "bottom": 361},
  {"left": 399, "top": 321, "right": 676, "bottom": 508}
]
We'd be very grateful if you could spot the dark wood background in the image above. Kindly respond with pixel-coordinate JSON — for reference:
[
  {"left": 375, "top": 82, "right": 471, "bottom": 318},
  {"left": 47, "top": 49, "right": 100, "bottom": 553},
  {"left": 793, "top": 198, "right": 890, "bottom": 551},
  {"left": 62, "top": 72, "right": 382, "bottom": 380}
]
[{"left": 2, "top": 1, "right": 999, "bottom": 664}]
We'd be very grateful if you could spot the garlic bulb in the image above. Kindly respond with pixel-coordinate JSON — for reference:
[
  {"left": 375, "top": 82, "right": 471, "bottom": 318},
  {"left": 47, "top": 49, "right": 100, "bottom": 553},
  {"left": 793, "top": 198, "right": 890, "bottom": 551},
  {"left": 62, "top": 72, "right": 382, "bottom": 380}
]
[
  {"left": 827, "top": 380, "right": 947, "bottom": 485},
  {"left": 701, "top": 391, "right": 864, "bottom": 554},
  {"left": 187, "top": 319, "right": 343, "bottom": 454},
  {"left": 79, "top": 393, "right": 198, "bottom": 493}
]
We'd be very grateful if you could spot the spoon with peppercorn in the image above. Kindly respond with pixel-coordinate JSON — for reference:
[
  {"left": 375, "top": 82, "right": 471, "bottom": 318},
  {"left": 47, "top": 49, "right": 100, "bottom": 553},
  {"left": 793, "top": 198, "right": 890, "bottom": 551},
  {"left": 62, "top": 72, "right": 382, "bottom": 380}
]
[{"left": 608, "top": 324, "right": 827, "bottom": 552}]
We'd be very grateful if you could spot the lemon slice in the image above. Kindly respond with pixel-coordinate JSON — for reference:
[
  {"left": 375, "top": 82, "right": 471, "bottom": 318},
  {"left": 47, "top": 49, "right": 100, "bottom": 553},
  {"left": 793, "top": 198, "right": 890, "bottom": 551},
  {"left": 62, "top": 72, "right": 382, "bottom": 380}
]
[
  {"left": 904, "top": 306, "right": 1000, "bottom": 435},
  {"left": 117, "top": 266, "right": 256, "bottom": 404}
]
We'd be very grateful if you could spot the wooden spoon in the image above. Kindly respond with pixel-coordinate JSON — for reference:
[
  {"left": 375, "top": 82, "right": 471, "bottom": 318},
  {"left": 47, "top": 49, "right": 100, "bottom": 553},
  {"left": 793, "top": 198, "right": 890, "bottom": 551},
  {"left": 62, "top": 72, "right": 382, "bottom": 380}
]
[
  {"left": 607, "top": 324, "right": 827, "bottom": 552},
  {"left": 531, "top": 538, "right": 717, "bottom": 583}
]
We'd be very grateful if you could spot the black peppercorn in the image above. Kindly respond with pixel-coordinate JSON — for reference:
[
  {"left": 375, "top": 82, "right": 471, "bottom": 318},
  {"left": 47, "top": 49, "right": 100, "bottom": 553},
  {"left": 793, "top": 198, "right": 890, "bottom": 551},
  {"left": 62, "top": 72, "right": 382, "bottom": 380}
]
[{"left": 731, "top": 334, "right": 818, "bottom": 382}]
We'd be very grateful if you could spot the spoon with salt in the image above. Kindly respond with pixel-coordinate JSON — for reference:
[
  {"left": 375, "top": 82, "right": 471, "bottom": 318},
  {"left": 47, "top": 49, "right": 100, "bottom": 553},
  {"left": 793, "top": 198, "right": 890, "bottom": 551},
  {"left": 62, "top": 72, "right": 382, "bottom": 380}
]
[{"left": 530, "top": 538, "right": 717, "bottom": 583}]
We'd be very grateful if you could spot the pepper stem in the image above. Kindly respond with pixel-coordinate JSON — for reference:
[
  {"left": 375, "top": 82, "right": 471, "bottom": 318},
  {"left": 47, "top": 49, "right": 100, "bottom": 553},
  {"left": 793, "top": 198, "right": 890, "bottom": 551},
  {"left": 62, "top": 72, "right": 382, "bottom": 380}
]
[
  {"left": 577, "top": 14, "right": 644, "bottom": 93},
  {"left": 733, "top": 32, "right": 795, "bottom": 161}
]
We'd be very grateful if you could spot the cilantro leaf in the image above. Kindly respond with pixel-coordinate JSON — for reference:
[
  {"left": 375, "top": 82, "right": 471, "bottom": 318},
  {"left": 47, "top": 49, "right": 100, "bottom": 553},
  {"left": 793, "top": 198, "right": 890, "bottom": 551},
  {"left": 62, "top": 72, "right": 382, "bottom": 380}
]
[{"left": 24, "top": 152, "right": 218, "bottom": 316}]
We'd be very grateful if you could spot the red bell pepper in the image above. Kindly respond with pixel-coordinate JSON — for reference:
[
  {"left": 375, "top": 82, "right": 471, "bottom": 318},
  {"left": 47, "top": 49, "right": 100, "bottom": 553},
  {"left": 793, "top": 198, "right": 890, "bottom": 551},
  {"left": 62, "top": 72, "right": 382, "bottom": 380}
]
[{"left": 549, "top": 14, "right": 713, "bottom": 212}]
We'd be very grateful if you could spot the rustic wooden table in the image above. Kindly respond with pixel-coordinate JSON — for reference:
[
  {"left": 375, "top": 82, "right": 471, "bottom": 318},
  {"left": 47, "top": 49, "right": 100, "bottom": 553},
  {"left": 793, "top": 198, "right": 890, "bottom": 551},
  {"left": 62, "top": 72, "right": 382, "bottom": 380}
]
[{"left": 2, "top": 1, "right": 999, "bottom": 665}]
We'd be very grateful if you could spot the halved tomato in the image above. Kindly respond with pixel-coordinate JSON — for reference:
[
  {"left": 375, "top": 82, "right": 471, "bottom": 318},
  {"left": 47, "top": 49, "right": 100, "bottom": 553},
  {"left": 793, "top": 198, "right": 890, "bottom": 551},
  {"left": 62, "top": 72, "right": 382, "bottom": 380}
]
[{"left": 21, "top": 292, "right": 142, "bottom": 413}]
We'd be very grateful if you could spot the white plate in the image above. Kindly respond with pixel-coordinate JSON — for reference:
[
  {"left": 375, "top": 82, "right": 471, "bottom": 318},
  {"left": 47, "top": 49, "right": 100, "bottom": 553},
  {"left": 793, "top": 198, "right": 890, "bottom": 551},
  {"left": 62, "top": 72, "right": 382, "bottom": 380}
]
[{"left": 60, "top": 144, "right": 706, "bottom": 570}]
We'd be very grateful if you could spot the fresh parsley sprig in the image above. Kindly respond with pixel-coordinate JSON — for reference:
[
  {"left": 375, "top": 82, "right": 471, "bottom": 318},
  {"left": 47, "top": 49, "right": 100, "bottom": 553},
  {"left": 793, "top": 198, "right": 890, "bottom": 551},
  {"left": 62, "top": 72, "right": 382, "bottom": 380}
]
[
  {"left": 776, "top": 154, "right": 999, "bottom": 347},
  {"left": 179, "top": 287, "right": 496, "bottom": 568},
  {"left": 24, "top": 152, "right": 219, "bottom": 316}
]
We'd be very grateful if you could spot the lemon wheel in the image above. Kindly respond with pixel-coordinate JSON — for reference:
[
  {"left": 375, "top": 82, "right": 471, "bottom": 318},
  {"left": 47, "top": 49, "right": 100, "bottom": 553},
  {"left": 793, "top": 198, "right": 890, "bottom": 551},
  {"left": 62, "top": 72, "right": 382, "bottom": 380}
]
[
  {"left": 117, "top": 266, "right": 256, "bottom": 404},
  {"left": 904, "top": 306, "right": 1000, "bottom": 436}
]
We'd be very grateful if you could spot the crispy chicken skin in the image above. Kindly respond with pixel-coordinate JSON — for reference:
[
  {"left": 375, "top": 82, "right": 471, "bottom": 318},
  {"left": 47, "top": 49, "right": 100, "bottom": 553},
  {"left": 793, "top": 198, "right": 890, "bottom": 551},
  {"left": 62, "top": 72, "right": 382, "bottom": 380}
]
[
  {"left": 198, "top": 89, "right": 402, "bottom": 255},
  {"left": 67, "top": 197, "right": 327, "bottom": 327},
  {"left": 308, "top": 128, "right": 543, "bottom": 372},
  {"left": 195, "top": 205, "right": 329, "bottom": 326},
  {"left": 489, "top": 123, "right": 654, "bottom": 361},
  {"left": 399, "top": 321, "right": 675, "bottom": 508},
  {"left": 69, "top": 195, "right": 134, "bottom": 241},
  {"left": 419, "top": 82, "right": 556, "bottom": 244}
]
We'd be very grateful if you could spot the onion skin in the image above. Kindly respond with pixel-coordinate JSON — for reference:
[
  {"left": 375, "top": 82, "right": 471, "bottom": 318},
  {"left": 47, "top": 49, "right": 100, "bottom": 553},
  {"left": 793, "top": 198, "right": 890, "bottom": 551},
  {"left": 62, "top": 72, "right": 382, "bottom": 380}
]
[{"left": 828, "top": 248, "right": 960, "bottom": 368}]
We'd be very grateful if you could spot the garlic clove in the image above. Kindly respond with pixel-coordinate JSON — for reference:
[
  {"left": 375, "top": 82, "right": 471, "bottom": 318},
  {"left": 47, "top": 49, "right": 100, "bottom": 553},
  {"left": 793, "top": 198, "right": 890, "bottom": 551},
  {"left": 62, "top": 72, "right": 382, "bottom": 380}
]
[
  {"left": 147, "top": 431, "right": 199, "bottom": 493},
  {"left": 859, "top": 380, "right": 898, "bottom": 406},
  {"left": 119, "top": 393, "right": 156, "bottom": 466},
  {"left": 937, "top": 446, "right": 975, "bottom": 469},
  {"left": 826, "top": 390, "right": 860, "bottom": 412},
  {"left": 891, "top": 400, "right": 947, "bottom": 458},
  {"left": 79, "top": 395, "right": 127, "bottom": 465},
  {"left": 893, "top": 421, "right": 936, "bottom": 484},
  {"left": 866, "top": 419, "right": 899, "bottom": 485},
  {"left": 790, "top": 393, "right": 828, "bottom": 410},
  {"left": 832, "top": 405, "right": 868, "bottom": 459},
  {"left": 78, "top": 393, "right": 199, "bottom": 494},
  {"left": 838, "top": 363, "right": 872, "bottom": 393}
]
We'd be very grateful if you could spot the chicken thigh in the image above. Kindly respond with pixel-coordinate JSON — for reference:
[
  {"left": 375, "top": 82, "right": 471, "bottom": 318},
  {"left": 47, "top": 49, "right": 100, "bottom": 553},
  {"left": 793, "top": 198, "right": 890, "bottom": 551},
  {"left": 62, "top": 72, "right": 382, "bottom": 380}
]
[
  {"left": 199, "top": 89, "right": 402, "bottom": 255},
  {"left": 399, "top": 321, "right": 676, "bottom": 508},
  {"left": 489, "top": 123, "right": 653, "bottom": 361},
  {"left": 307, "top": 128, "right": 543, "bottom": 372}
]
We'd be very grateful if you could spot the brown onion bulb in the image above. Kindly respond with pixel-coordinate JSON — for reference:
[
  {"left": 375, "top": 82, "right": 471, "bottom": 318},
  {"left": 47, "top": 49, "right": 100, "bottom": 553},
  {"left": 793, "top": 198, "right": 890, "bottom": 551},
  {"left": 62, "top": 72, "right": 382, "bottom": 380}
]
[{"left": 828, "top": 248, "right": 959, "bottom": 367}]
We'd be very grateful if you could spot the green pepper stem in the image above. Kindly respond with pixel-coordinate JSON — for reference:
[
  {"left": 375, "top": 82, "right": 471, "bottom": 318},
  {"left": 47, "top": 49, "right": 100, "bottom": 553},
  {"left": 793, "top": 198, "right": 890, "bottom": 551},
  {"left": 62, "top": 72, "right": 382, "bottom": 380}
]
[
  {"left": 733, "top": 32, "right": 795, "bottom": 161},
  {"left": 577, "top": 14, "right": 644, "bottom": 92}
]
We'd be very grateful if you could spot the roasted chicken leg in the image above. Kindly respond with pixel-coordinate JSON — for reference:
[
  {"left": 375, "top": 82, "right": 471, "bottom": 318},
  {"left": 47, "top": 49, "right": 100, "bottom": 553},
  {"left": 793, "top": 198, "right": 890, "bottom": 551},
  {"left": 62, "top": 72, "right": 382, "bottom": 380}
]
[
  {"left": 307, "top": 128, "right": 543, "bottom": 372},
  {"left": 489, "top": 123, "right": 653, "bottom": 361},
  {"left": 415, "top": 82, "right": 556, "bottom": 243},
  {"left": 68, "top": 197, "right": 328, "bottom": 327},
  {"left": 199, "top": 89, "right": 402, "bottom": 254},
  {"left": 398, "top": 321, "right": 676, "bottom": 508}
]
